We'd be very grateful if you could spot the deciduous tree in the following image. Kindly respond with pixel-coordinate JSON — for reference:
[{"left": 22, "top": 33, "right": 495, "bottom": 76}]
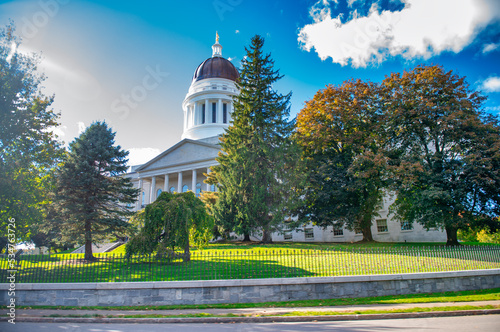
[
  {"left": 0, "top": 23, "right": 62, "bottom": 240},
  {"left": 126, "top": 191, "right": 213, "bottom": 261},
  {"left": 295, "top": 79, "right": 387, "bottom": 241},
  {"left": 384, "top": 65, "right": 500, "bottom": 245}
]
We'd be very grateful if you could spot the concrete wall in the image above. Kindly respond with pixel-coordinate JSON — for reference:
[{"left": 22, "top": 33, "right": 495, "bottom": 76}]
[{"left": 3, "top": 269, "right": 499, "bottom": 307}]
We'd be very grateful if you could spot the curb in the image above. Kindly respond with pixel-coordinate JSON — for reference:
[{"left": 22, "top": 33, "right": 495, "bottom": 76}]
[{"left": 2, "top": 309, "right": 500, "bottom": 324}]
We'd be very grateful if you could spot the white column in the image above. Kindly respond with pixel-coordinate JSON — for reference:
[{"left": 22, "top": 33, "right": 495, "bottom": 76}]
[
  {"left": 192, "top": 169, "right": 197, "bottom": 196},
  {"left": 190, "top": 104, "right": 195, "bottom": 127},
  {"left": 149, "top": 176, "right": 156, "bottom": 203},
  {"left": 206, "top": 168, "right": 211, "bottom": 191},
  {"left": 163, "top": 174, "right": 169, "bottom": 192},
  {"left": 228, "top": 102, "right": 232, "bottom": 123},
  {"left": 217, "top": 99, "right": 222, "bottom": 124},
  {"left": 183, "top": 108, "right": 188, "bottom": 130},
  {"left": 177, "top": 171, "right": 183, "bottom": 193},
  {"left": 137, "top": 178, "right": 143, "bottom": 209}
]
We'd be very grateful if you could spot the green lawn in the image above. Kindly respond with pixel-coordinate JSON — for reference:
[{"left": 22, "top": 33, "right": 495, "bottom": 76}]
[{"left": 1, "top": 243, "right": 499, "bottom": 283}]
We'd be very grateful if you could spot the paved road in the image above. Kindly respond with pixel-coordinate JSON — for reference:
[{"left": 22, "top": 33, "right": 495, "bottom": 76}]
[{"left": 2, "top": 315, "right": 500, "bottom": 332}]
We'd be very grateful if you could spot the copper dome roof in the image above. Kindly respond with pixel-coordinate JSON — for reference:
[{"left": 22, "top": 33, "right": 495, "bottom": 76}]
[{"left": 192, "top": 57, "right": 239, "bottom": 83}]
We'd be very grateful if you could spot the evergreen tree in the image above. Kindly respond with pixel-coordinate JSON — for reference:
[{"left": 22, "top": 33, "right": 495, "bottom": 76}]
[
  {"left": 207, "top": 35, "right": 301, "bottom": 243},
  {"left": 0, "top": 23, "right": 62, "bottom": 241},
  {"left": 51, "top": 122, "right": 138, "bottom": 260}
]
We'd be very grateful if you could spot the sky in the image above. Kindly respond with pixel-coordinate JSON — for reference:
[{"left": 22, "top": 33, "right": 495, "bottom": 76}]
[{"left": 1, "top": 0, "right": 500, "bottom": 166}]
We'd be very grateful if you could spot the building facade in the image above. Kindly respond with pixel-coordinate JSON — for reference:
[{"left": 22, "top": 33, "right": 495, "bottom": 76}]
[{"left": 126, "top": 35, "right": 446, "bottom": 243}]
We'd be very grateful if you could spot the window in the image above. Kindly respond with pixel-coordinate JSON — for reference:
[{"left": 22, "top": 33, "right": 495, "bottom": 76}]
[
  {"left": 210, "top": 184, "right": 216, "bottom": 192},
  {"left": 169, "top": 186, "right": 175, "bottom": 193},
  {"left": 156, "top": 189, "right": 162, "bottom": 198},
  {"left": 182, "top": 185, "right": 189, "bottom": 193},
  {"left": 196, "top": 183, "right": 201, "bottom": 197},
  {"left": 333, "top": 225, "right": 344, "bottom": 236},
  {"left": 304, "top": 228, "right": 314, "bottom": 240},
  {"left": 223, "top": 103, "right": 228, "bottom": 123},
  {"left": 212, "top": 103, "right": 217, "bottom": 123},
  {"left": 201, "top": 104, "right": 205, "bottom": 124},
  {"left": 376, "top": 219, "right": 388, "bottom": 233},
  {"left": 284, "top": 232, "right": 292, "bottom": 241},
  {"left": 141, "top": 191, "right": 145, "bottom": 205},
  {"left": 401, "top": 221, "right": 413, "bottom": 231}
]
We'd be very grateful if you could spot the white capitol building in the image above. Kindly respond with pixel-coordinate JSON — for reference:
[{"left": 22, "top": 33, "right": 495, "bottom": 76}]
[{"left": 126, "top": 35, "right": 446, "bottom": 243}]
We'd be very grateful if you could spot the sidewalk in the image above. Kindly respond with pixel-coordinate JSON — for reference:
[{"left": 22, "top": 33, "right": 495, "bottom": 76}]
[{"left": 2, "top": 300, "right": 500, "bottom": 323}]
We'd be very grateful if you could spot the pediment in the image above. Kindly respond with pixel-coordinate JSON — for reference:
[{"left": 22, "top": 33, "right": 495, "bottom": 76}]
[{"left": 136, "top": 139, "right": 220, "bottom": 172}]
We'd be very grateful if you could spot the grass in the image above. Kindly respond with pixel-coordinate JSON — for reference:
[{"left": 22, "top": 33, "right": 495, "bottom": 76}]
[
  {"left": 2, "top": 242, "right": 499, "bottom": 283},
  {"left": 8, "top": 288, "right": 500, "bottom": 311},
  {"left": 105, "top": 241, "right": 500, "bottom": 255},
  {"left": 41, "top": 305, "right": 499, "bottom": 319}
]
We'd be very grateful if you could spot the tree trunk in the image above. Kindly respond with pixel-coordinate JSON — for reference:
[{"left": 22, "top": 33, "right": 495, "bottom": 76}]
[
  {"left": 183, "top": 241, "right": 191, "bottom": 262},
  {"left": 183, "top": 221, "right": 191, "bottom": 262},
  {"left": 243, "top": 232, "right": 251, "bottom": 242},
  {"left": 362, "top": 227, "right": 374, "bottom": 242},
  {"left": 84, "top": 220, "right": 94, "bottom": 261},
  {"left": 445, "top": 224, "right": 460, "bottom": 246},
  {"left": 261, "top": 227, "right": 273, "bottom": 244},
  {"left": 361, "top": 222, "right": 374, "bottom": 242}
]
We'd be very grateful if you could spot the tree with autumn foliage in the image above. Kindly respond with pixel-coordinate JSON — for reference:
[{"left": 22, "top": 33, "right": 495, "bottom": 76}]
[
  {"left": 294, "top": 79, "right": 387, "bottom": 241},
  {"left": 384, "top": 65, "right": 500, "bottom": 245}
]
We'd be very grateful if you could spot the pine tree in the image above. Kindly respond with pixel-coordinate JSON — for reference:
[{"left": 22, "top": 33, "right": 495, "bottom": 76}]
[
  {"left": 51, "top": 122, "right": 138, "bottom": 260},
  {"left": 207, "top": 35, "right": 301, "bottom": 243}
]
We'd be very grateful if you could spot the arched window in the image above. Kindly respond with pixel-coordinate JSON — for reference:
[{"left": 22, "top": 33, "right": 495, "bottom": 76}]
[
  {"left": 212, "top": 102, "right": 217, "bottom": 123},
  {"left": 169, "top": 186, "right": 175, "bottom": 193},
  {"left": 182, "top": 185, "right": 189, "bottom": 193},
  {"left": 156, "top": 189, "right": 162, "bottom": 198},
  {"left": 196, "top": 183, "right": 201, "bottom": 197}
]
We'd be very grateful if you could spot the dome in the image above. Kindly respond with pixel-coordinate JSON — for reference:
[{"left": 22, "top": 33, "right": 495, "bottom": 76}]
[{"left": 192, "top": 57, "right": 239, "bottom": 83}]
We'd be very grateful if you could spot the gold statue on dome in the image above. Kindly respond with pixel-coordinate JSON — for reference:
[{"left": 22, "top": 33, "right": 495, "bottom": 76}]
[{"left": 216, "top": 31, "right": 219, "bottom": 43}]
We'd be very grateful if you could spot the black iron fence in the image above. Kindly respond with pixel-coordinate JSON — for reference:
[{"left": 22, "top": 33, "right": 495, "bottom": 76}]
[{"left": 1, "top": 246, "right": 499, "bottom": 283}]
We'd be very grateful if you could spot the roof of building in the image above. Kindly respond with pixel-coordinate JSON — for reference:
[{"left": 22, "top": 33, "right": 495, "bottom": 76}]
[{"left": 192, "top": 56, "right": 239, "bottom": 83}]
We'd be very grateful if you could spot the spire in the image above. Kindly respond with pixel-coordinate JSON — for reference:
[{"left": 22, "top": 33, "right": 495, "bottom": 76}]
[{"left": 212, "top": 31, "right": 222, "bottom": 57}]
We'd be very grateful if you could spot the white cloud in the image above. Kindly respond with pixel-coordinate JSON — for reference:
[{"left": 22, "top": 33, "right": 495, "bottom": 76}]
[
  {"left": 51, "top": 125, "right": 67, "bottom": 138},
  {"left": 482, "top": 43, "right": 499, "bottom": 54},
  {"left": 298, "top": 0, "right": 500, "bottom": 67},
  {"left": 482, "top": 76, "right": 500, "bottom": 92},
  {"left": 77, "top": 121, "right": 86, "bottom": 134},
  {"left": 485, "top": 105, "right": 500, "bottom": 113},
  {"left": 127, "top": 147, "right": 161, "bottom": 167}
]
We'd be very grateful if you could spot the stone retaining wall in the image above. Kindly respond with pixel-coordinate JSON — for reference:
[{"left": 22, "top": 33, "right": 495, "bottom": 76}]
[{"left": 2, "top": 269, "right": 499, "bottom": 306}]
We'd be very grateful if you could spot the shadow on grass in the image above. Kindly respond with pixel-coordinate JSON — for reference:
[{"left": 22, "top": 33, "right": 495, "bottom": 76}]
[{"left": 0, "top": 255, "right": 315, "bottom": 283}]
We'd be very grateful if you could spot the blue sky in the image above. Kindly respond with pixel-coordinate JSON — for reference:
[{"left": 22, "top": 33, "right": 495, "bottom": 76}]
[{"left": 1, "top": 0, "right": 499, "bottom": 166}]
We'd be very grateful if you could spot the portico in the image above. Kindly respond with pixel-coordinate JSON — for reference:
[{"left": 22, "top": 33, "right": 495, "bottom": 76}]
[
  {"left": 128, "top": 138, "right": 221, "bottom": 211},
  {"left": 135, "top": 166, "right": 215, "bottom": 209}
]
